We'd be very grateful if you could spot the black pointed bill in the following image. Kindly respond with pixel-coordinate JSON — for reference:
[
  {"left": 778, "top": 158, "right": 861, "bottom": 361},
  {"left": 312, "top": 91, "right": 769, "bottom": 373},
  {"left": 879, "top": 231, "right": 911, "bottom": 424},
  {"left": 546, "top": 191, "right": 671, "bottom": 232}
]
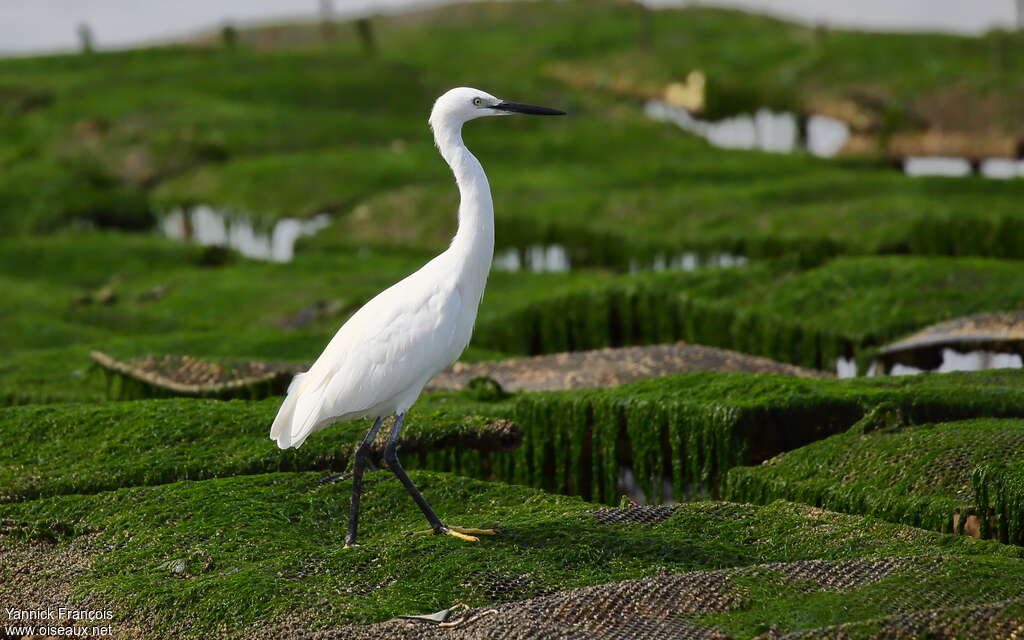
[{"left": 492, "top": 101, "right": 566, "bottom": 116}]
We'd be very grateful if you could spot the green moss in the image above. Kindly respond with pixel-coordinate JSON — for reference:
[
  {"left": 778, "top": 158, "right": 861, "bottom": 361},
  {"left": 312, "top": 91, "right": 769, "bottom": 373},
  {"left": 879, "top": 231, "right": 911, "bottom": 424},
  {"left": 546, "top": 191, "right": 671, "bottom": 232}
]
[
  {"left": 0, "top": 393, "right": 513, "bottom": 502},
  {"left": 474, "top": 255, "right": 1024, "bottom": 370},
  {"left": 507, "top": 370, "right": 1024, "bottom": 504},
  {"left": 725, "top": 416, "right": 1024, "bottom": 544},
  {"left": 782, "top": 598, "right": 1024, "bottom": 640},
  {"left": 3, "top": 5, "right": 1023, "bottom": 634},
  {"left": 6, "top": 370, "right": 1024, "bottom": 507},
  {"left": 0, "top": 226, "right": 604, "bottom": 403},
  {"left": 0, "top": 230, "right": 530, "bottom": 405},
  {"left": 973, "top": 464, "right": 1024, "bottom": 545},
  {"left": 695, "top": 555, "right": 1024, "bottom": 638},
  {"left": 1, "top": 472, "right": 1020, "bottom": 638}
]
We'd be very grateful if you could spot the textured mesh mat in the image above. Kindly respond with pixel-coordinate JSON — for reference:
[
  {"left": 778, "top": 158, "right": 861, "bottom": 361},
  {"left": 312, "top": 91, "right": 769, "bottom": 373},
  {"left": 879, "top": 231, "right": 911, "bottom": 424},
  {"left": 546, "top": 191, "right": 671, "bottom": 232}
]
[
  {"left": 91, "top": 341, "right": 826, "bottom": 401},
  {"left": 832, "top": 423, "right": 1024, "bottom": 502},
  {"left": 90, "top": 351, "right": 301, "bottom": 396},
  {"left": 726, "top": 417, "right": 1024, "bottom": 543},
  {"left": 280, "top": 556, "right": 1022, "bottom": 640},
  {"left": 774, "top": 598, "right": 1024, "bottom": 639},
  {"left": 426, "top": 343, "right": 829, "bottom": 393},
  {"left": 879, "top": 310, "right": 1024, "bottom": 354},
  {"left": 876, "top": 310, "right": 1024, "bottom": 371},
  {"left": 588, "top": 505, "right": 679, "bottom": 525}
]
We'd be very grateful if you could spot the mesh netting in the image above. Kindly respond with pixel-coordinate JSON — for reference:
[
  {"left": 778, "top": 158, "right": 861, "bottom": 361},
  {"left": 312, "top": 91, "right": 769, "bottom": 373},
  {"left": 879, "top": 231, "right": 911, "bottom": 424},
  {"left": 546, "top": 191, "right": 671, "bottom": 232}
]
[
  {"left": 876, "top": 310, "right": 1024, "bottom": 371},
  {"left": 90, "top": 350, "right": 300, "bottom": 397},
  {"left": 774, "top": 598, "right": 1024, "bottom": 639},
  {"left": 726, "top": 417, "right": 1024, "bottom": 543},
  {"left": 426, "top": 343, "right": 827, "bottom": 394},
  {"left": 588, "top": 505, "right": 679, "bottom": 525},
  {"left": 281, "top": 556, "right": 1022, "bottom": 640},
  {"left": 880, "top": 310, "right": 1024, "bottom": 353},
  {"left": 91, "top": 341, "right": 826, "bottom": 402},
  {"left": 832, "top": 424, "right": 1024, "bottom": 502}
]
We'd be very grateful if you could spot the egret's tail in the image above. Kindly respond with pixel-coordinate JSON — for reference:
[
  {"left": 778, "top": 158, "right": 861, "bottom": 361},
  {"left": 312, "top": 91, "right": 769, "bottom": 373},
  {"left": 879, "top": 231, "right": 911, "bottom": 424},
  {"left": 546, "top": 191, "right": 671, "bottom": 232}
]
[
  {"left": 269, "top": 392, "right": 299, "bottom": 449},
  {"left": 270, "top": 372, "right": 322, "bottom": 449}
]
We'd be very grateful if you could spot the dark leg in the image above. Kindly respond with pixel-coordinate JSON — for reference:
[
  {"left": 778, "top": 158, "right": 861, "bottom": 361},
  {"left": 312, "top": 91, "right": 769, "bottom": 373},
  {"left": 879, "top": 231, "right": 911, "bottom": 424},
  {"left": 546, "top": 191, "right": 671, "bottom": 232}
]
[
  {"left": 344, "top": 416, "right": 385, "bottom": 548},
  {"left": 384, "top": 412, "right": 496, "bottom": 542},
  {"left": 382, "top": 412, "right": 445, "bottom": 532}
]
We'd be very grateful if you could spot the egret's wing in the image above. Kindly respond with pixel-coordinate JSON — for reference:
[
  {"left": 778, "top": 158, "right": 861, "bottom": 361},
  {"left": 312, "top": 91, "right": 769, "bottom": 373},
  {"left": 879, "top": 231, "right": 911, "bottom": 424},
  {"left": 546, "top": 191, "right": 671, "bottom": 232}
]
[{"left": 273, "top": 276, "right": 462, "bottom": 448}]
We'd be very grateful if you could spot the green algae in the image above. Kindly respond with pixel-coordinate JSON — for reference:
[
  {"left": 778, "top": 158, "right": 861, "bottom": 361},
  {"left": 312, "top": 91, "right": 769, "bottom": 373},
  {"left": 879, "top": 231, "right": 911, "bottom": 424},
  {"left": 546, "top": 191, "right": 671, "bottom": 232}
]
[
  {"left": 5, "top": 232, "right": 1024, "bottom": 412},
  {"left": 973, "top": 464, "right": 1024, "bottom": 545},
  {"left": 6, "top": 370, "right": 1024, "bottom": 508},
  {"left": 2, "top": 3, "right": 1023, "bottom": 635},
  {"left": 694, "top": 555, "right": 1024, "bottom": 639},
  {"left": 1, "top": 471, "right": 1021, "bottom": 639},
  {"left": 473, "top": 256, "right": 1024, "bottom": 370},
  {"left": 0, "top": 230, "right": 529, "bottom": 406},
  {"left": 504, "top": 370, "right": 1024, "bottom": 505},
  {"left": 725, "top": 416, "right": 1024, "bottom": 544},
  {"left": 778, "top": 598, "right": 1024, "bottom": 640},
  {"left": 0, "top": 393, "right": 514, "bottom": 502}
]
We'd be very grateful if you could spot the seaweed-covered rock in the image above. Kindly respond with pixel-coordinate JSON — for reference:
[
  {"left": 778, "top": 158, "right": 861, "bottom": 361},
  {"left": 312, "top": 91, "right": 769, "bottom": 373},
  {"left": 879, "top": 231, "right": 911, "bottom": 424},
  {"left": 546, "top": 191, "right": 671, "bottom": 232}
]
[
  {"left": 508, "top": 370, "right": 1024, "bottom": 504},
  {"left": 2, "top": 472, "right": 1021, "bottom": 639},
  {"left": 725, "top": 417, "right": 1024, "bottom": 544},
  {"left": 0, "top": 395, "right": 517, "bottom": 502},
  {"left": 6, "top": 370, "right": 1024, "bottom": 506},
  {"left": 473, "top": 257, "right": 1024, "bottom": 372}
]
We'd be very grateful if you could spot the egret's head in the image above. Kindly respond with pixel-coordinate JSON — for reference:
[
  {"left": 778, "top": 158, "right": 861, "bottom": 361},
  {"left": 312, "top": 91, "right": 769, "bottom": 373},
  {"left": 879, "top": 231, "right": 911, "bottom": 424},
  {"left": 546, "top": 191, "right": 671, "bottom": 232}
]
[{"left": 429, "top": 86, "right": 565, "bottom": 131}]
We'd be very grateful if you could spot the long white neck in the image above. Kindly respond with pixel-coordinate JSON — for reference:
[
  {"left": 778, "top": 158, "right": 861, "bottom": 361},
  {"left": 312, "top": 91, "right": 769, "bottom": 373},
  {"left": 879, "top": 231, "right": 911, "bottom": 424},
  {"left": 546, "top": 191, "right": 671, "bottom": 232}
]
[{"left": 433, "top": 121, "right": 494, "bottom": 291}]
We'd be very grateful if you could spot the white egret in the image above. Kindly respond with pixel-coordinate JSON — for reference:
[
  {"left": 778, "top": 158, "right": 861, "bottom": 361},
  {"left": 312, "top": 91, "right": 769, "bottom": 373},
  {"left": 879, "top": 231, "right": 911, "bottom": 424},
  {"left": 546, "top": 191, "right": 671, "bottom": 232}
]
[{"left": 270, "top": 87, "right": 565, "bottom": 547}]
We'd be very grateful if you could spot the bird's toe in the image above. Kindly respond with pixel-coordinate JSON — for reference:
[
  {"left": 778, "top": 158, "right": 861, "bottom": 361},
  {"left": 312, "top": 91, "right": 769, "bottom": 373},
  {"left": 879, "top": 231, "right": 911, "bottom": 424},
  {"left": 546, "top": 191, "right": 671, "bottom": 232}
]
[
  {"left": 444, "top": 528, "right": 479, "bottom": 542},
  {"left": 448, "top": 526, "right": 498, "bottom": 536},
  {"left": 408, "top": 525, "right": 497, "bottom": 541}
]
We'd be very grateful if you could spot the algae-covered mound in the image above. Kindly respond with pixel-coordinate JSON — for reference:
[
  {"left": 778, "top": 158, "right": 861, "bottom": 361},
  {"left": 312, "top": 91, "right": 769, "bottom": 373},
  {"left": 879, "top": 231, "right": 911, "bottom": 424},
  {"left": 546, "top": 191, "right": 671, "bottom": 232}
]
[
  {"left": 474, "top": 256, "right": 1024, "bottom": 371},
  {"left": 309, "top": 559, "right": 1024, "bottom": 640},
  {"left": 7, "top": 370, "right": 1024, "bottom": 508},
  {"left": 725, "top": 412, "right": 1024, "bottom": 544},
  {"left": 507, "top": 369, "right": 1024, "bottom": 504},
  {"left": 0, "top": 394, "right": 516, "bottom": 502},
  {"left": 2, "top": 471, "right": 1022, "bottom": 640},
  {"left": 5, "top": 230, "right": 1023, "bottom": 408},
  {"left": 0, "top": 229, "right": 596, "bottom": 407}
]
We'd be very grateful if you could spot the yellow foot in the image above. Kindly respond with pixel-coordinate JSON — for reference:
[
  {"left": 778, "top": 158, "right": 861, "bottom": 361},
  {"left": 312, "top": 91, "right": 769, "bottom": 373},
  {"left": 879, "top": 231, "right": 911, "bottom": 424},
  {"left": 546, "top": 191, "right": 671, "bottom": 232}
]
[
  {"left": 410, "top": 526, "right": 498, "bottom": 542},
  {"left": 343, "top": 542, "right": 360, "bottom": 550}
]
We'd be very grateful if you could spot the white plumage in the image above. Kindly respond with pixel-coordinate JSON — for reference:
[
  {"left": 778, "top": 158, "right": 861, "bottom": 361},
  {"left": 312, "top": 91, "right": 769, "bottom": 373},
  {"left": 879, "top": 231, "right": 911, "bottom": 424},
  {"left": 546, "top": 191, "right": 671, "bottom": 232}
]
[
  {"left": 271, "top": 87, "right": 562, "bottom": 450},
  {"left": 268, "top": 87, "right": 563, "bottom": 546},
  {"left": 270, "top": 252, "right": 473, "bottom": 448}
]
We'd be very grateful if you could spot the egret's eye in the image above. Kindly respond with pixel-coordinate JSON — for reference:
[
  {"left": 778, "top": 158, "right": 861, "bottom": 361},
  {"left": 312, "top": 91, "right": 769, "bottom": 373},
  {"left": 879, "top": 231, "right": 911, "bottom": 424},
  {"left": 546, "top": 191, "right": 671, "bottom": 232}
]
[{"left": 472, "top": 97, "right": 484, "bottom": 107}]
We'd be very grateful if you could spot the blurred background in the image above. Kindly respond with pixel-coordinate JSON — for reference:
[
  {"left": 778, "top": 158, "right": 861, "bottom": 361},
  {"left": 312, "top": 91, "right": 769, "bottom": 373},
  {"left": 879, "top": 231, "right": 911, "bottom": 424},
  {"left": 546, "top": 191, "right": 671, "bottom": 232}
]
[
  {"left": 2, "top": 0, "right": 1024, "bottom": 406},
  {"left": 3, "top": 1, "right": 1022, "bottom": 55},
  {"left": 7, "top": 5, "right": 1024, "bottom": 634}
]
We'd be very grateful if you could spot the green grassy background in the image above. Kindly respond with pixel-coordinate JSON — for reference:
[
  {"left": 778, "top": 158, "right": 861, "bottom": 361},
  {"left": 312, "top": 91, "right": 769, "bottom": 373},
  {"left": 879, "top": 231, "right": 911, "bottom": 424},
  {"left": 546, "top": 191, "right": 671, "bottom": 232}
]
[
  {"left": 3, "top": 1, "right": 1024, "bottom": 637},
  {"left": 3, "top": 1, "right": 1024, "bottom": 259},
  {"left": 4, "top": 472, "right": 1022, "bottom": 637}
]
